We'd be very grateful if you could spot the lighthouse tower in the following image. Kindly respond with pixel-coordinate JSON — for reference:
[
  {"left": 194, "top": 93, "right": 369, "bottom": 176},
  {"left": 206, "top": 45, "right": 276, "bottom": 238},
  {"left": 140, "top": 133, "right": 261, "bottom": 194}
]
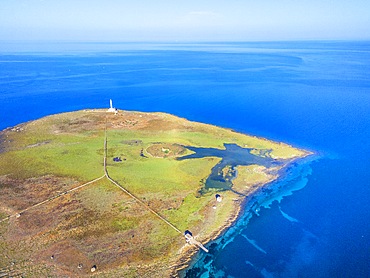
[{"left": 107, "top": 99, "right": 117, "bottom": 113}]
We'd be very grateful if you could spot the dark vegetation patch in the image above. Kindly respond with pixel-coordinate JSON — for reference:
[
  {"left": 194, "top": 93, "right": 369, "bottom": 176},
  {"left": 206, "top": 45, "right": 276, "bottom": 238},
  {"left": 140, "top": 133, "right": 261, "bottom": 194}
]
[
  {"left": 146, "top": 196, "right": 184, "bottom": 211},
  {"left": 53, "top": 114, "right": 106, "bottom": 133},
  {"left": 26, "top": 140, "right": 51, "bottom": 148},
  {"left": 0, "top": 175, "right": 78, "bottom": 212},
  {"left": 0, "top": 133, "right": 6, "bottom": 154},
  {"left": 120, "top": 139, "right": 143, "bottom": 145}
]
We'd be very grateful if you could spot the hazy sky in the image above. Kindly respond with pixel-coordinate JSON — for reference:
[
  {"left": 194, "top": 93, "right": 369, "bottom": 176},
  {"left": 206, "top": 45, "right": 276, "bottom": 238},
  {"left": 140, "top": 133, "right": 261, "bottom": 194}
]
[{"left": 1, "top": 0, "right": 369, "bottom": 41}]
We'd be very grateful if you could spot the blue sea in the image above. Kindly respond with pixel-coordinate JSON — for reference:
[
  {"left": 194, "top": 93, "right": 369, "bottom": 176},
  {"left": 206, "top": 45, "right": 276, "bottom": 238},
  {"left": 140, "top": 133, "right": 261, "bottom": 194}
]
[{"left": 1, "top": 41, "right": 369, "bottom": 277}]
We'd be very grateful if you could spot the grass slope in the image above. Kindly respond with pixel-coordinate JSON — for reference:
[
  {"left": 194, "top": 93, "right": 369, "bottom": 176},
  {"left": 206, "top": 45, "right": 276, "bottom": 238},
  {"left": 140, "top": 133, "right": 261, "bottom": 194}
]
[{"left": 0, "top": 110, "right": 308, "bottom": 277}]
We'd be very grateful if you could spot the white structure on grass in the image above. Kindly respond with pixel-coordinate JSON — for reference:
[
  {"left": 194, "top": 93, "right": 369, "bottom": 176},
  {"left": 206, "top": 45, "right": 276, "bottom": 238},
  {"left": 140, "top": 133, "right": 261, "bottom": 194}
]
[
  {"left": 215, "top": 194, "right": 223, "bottom": 202},
  {"left": 107, "top": 99, "right": 117, "bottom": 113}
]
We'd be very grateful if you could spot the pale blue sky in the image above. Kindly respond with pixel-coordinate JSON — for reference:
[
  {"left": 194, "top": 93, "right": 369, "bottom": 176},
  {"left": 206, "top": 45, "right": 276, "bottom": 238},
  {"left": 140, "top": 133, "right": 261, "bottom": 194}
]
[{"left": 1, "top": 0, "right": 369, "bottom": 41}]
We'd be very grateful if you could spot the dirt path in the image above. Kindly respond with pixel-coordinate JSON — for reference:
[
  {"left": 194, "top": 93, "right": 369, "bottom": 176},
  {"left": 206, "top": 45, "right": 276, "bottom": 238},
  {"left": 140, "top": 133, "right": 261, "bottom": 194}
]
[
  {"left": 1, "top": 111, "right": 208, "bottom": 255},
  {"left": 0, "top": 175, "right": 105, "bottom": 224},
  {"left": 103, "top": 114, "right": 182, "bottom": 235}
]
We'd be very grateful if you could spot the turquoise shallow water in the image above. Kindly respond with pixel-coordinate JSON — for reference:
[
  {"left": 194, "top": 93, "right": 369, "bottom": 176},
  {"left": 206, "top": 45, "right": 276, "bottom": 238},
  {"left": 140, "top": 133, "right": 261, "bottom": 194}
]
[{"left": 1, "top": 41, "right": 369, "bottom": 277}]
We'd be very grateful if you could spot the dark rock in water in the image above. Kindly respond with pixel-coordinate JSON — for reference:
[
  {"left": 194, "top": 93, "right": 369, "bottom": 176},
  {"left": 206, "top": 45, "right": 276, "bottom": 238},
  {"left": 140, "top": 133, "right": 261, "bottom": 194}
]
[{"left": 184, "top": 266, "right": 201, "bottom": 278}]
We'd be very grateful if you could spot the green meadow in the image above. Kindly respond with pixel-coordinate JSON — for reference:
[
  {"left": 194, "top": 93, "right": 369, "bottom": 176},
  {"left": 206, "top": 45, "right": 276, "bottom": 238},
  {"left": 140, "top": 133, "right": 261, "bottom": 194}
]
[{"left": 0, "top": 110, "right": 308, "bottom": 277}]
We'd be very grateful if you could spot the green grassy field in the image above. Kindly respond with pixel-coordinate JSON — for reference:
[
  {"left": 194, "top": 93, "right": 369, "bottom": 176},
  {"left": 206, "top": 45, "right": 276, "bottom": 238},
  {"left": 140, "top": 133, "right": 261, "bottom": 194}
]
[{"left": 0, "top": 110, "right": 309, "bottom": 277}]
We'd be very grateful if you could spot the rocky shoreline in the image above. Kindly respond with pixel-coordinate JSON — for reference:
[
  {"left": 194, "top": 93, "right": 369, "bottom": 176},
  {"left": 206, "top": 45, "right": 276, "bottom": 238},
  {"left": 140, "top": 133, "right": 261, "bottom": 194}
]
[{"left": 172, "top": 153, "right": 312, "bottom": 277}]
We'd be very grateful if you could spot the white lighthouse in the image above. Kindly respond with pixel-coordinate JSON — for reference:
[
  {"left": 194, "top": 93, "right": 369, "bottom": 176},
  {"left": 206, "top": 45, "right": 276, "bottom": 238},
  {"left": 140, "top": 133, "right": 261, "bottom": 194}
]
[{"left": 107, "top": 99, "right": 117, "bottom": 113}]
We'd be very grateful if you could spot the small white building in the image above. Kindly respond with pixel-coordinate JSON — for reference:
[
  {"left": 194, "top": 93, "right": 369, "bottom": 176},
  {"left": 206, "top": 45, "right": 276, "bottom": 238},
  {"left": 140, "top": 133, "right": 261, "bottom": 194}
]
[
  {"left": 91, "top": 265, "right": 97, "bottom": 272},
  {"left": 215, "top": 194, "right": 223, "bottom": 202}
]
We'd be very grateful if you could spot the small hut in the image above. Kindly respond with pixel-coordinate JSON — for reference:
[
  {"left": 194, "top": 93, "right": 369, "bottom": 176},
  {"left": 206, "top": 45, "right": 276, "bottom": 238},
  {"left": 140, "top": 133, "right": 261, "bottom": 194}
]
[
  {"left": 184, "top": 230, "right": 193, "bottom": 237},
  {"left": 184, "top": 230, "right": 193, "bottom": 243},
  {"left": 91, "top": 265, "right": 97, "bottom": 272},
  {"left": 215, "top": 194, "right": 222, "bottom": 202}
]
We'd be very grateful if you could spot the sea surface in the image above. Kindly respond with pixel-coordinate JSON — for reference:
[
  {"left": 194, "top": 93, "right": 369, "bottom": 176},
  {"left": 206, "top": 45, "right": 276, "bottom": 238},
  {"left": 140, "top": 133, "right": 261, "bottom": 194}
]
[{"left": 0, "top": 41, "right": 369, "bottom": 277}]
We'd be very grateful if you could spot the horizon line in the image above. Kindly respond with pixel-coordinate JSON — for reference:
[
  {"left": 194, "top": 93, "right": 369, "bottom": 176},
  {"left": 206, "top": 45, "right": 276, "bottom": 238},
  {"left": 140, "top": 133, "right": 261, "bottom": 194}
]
[{"left": 1, "top": 39, "right": 370, "bottom": 44}]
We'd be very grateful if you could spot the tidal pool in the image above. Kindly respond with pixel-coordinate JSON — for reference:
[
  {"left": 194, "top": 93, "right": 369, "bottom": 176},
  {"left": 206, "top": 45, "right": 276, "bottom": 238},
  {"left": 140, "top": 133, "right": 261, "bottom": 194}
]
[{"left": 178, "top": 143, "right": 282, "bottom": 192}]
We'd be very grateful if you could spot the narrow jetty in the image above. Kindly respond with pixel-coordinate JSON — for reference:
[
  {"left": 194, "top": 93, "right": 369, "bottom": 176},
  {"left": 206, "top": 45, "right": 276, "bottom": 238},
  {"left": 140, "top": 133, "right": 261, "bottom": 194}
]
[{"left": 185, "top": 231, "right": 209, "bottom": 253}]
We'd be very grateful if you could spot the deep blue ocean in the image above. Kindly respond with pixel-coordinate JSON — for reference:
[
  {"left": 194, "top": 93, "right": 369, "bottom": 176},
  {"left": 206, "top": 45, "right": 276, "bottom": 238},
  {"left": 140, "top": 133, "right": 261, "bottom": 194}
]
[{"left": 0, "top": 41, "right": 369, "bottom": 277}]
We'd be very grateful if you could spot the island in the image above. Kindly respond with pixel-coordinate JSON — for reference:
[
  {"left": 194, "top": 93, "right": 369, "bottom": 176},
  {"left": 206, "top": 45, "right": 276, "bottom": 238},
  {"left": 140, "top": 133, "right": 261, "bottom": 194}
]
[{"left": 0, "top": 109, "right": 310, "bottom": 277}]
